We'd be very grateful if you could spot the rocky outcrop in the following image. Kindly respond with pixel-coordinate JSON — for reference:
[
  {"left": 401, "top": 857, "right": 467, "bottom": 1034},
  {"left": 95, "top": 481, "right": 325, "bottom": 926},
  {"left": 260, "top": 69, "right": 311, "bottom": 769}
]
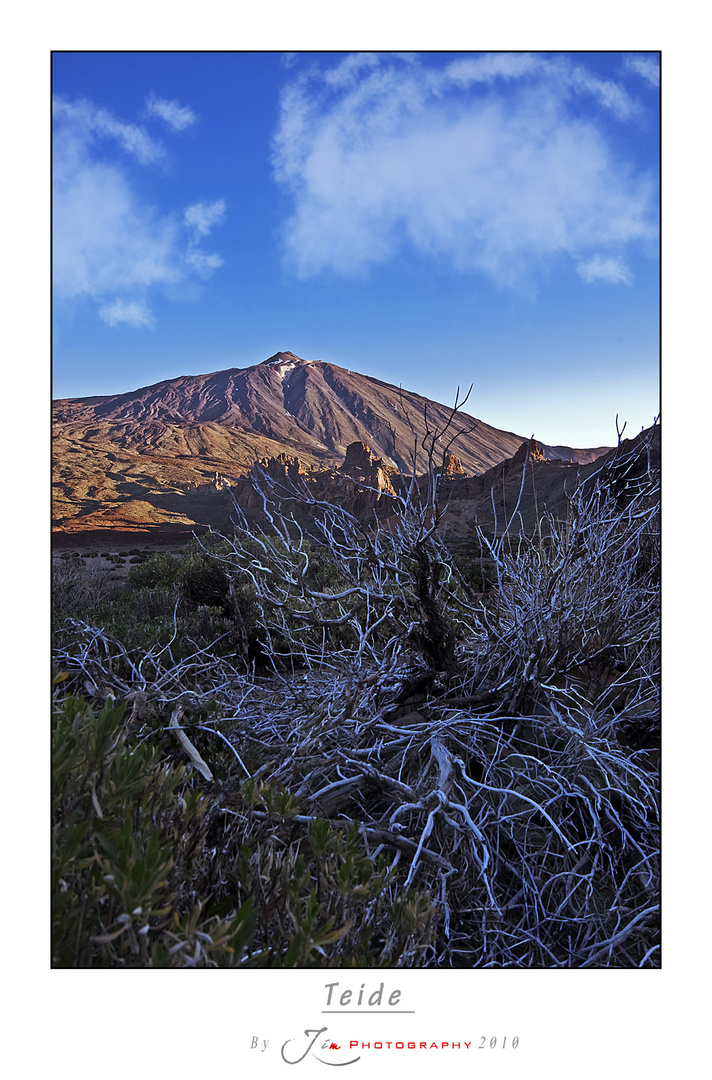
[
  {"left": 340, "top": 441, "right": 379, "bottom": 474},
  {"left": 441, "top": 452, "right": 465, "bottom": 476},
  {"left": 255, "top": 453, "right": 307, "bottom": 483},
  {"left": 180, "top": 471, "right": 236, "bottom": 496},
  {"left": 509, "top": 438, "right": 549, "bottom": 467},
  {"left": 231, "top": 440, "right": 404, "bottom": 523},
  {"left": 339, "top": 441, "right": 399, "bottom": 501}
]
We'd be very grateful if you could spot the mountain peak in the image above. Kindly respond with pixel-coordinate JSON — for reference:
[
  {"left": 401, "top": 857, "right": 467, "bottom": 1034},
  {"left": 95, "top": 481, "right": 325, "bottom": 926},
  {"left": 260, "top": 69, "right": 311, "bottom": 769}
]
[
  {"left": 263, "top": 351, "right": 307, "bottom": 366},
  {"left": 51, "top": 352, "right": 616, "bottom": 541}
]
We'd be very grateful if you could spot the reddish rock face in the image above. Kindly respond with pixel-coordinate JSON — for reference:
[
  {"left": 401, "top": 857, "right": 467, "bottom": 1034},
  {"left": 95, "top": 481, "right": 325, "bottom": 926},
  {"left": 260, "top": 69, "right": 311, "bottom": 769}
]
[
  {"left": 442, "top": 452, "right": 465, "bottom": 476},
  {"left": 340, "top": 441, "right": 377, "bottom": 473},
  {"left": 338, "top": 441, "right": 399, "bottom": 509},
  {"left": 508, "top": 438, "right": 548, "bottom": 467}
]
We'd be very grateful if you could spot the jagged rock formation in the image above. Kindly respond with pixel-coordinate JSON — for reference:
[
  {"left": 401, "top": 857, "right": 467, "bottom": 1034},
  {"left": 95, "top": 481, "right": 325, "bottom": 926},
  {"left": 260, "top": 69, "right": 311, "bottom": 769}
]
[
  {"left": 340, "top": 440, "right": 391, "bottom": 474},
  {"left": 233, "top": 430, "right": 655, "bottom": 537},
  {"left": 441, "top": 452, "right": 465, "bottom": 476},
  {"left": 511, "top": 438, "right": 549, "bottom": 464},
  {"left": 256, "top": 453, "right": 307, "bottom": 483},
  {"left": 339, "top": 441, "right": 399, "bottom": 501},
  {"left": 236, "top": 440, "right": 404, "bottom": 522}
]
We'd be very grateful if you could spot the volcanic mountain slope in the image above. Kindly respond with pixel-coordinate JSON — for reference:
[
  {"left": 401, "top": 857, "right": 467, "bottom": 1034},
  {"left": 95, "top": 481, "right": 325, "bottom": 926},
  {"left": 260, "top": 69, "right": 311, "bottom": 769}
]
[
  {"left": 52, "top": 351, "right": 610, "bottom": 540},
  {"left": 54, "top": 351, "right": 530, "bottom": 467}
]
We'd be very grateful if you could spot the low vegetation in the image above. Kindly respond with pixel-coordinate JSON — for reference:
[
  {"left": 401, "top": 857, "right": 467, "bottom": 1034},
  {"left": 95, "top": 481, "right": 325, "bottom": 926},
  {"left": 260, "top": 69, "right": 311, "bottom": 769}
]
[{"left": 52, "top": 422, "right": 660, "bottom": 968}]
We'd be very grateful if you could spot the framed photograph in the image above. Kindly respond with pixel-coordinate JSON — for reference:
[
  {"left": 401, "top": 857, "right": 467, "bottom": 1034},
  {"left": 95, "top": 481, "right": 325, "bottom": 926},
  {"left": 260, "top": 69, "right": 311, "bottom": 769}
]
[{"left": 8, "top": 10, "right": 694, "bottom": 1076}]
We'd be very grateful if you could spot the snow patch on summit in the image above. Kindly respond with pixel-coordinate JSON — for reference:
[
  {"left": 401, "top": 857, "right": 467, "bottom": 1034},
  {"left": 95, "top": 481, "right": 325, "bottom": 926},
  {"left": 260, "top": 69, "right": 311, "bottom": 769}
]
[
  {"left": 271, "top": 361, "right": 296, "bottom": 381},
  {"left": 265, "top": 357, "right": 318, "bottom": 382}
]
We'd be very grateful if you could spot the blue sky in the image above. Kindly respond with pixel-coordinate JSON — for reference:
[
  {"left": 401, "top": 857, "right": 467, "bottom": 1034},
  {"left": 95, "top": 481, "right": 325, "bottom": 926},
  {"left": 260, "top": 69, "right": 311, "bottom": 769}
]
[{"left": 52, "top": 51, "right": 659, "bottom": 446}]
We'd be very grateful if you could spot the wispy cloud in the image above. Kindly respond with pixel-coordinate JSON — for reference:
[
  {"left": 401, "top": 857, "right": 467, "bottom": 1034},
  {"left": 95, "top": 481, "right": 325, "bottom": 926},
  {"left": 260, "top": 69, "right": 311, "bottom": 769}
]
[
  {"left": 445, "top": 53, "right": 640, "bottom": 119},
  {"left": 184, "top": 250, "right": 224, "bottom": 277},
  {"left": 624, "top": 54, "right": 660, "bottom": 88},
  {"left": 272, "top": 54, "right": 656, "bottom": 287},
  {"left": 577, "top": 255, "right": 631, "bottom": 285},
  {"left": 53, "top": 96, "right": 225, "bottom": 329},
  {"left": 184, "top": 200, "right": 226, "bottom": 238},
  {"left": 99, "top": 298, "right": 155, "bottom": 328},
  {"left": 53, "top": 97, "right": 164, "bottom": 165},
  {"left": 567, "top": 64, "right": 640, "bottom": 120},
  {"left": 183, "top": 200, "right": 226, "bottom": 277},
  {"left": 146, "top": 95, "right": 197, "bottom": 131}
]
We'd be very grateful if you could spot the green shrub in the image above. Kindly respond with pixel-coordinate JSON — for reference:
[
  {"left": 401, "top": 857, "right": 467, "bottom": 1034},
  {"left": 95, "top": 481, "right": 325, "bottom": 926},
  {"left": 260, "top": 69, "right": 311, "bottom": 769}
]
[
  {"left": 51, "top": 687, "right": 246, "bottom": 967},
  {"left": 126, "top": 552, "right": 182, "bottom": 592},
  {"left": 51, "top": 685, "right": 436, "bottom": 968},
  {"left": 55, "top": 542, "right": 261, "bottom": 661}
]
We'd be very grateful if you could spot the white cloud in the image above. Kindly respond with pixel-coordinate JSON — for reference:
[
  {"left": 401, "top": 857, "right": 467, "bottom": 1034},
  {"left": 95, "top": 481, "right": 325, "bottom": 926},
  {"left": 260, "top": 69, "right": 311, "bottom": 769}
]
[
  {"left": 445, "top": 53, "right": 542, "bottom": 84},
  {"left": 53, "top": 97, "right": 164, "bottom": 165},
  {"left": 146, "top": 95, "right": 197, "bottom": 131},
  {"left": 183, "top": 200, "right": 226, "bottom": 278},
  {"left": 185, "top": 249, "right": 224, "bottom": 277},
  {"left": 567, "top": 64, "right": 639, "bottom": 121},
  {"left": 322, "top": 52, "right": 382, "bottom": 88},
  {"left": 446, "top": 54, "right": 640, "bottom": 119},
  {"left": 577, "top": 255, "right": 631, "bottom": 284},
  {"left": 272, "top": 54, "right": 656, "bottom": 286},
  {"left": 184, "top": 200, "right": 226, "bottom": 238},
  {"left": 53, "top": 96, "right": 225, "bottom": 328},
  {"left": 99, "top": 298, "right": 155, "bottom": 328},
  {"left": 53, "top": 152, "right": 181, "bottom": 299},
  {"left": 625, "top": 55, "right": 660, "bottom": 88}
]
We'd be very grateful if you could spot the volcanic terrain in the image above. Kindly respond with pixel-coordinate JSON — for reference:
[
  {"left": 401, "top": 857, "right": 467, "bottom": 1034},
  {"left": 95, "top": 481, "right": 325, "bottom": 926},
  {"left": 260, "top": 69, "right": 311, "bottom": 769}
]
[{"left": 52, "top": 351, "right": 612, "bottom": 544}]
